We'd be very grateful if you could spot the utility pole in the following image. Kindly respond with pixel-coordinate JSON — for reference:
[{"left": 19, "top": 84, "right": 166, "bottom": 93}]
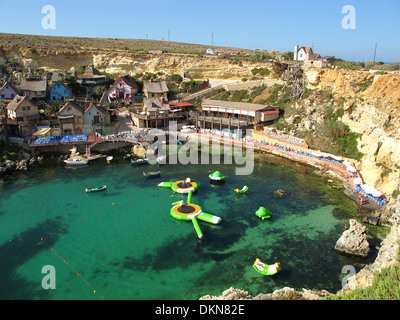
[
  {"left": 211, "top": 32, "right": 214, "bottom": 47},
  {"left": 373, "top": 42, "right": 378, "bottom": 70}
]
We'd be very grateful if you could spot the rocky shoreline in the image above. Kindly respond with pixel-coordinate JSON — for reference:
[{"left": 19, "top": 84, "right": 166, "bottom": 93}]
[{"left": 0, "top": 151, "right": 44, "bottom": 178}]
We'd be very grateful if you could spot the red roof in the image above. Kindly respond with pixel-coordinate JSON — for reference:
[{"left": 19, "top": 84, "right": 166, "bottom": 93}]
[{"left": 169, "top": 102, "right": 194, "bottom": 108}]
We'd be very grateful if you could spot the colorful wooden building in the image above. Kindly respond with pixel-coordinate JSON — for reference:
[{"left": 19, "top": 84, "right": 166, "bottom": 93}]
[
  {"left": 107, "top": 76, "right": 139, "bottom": 104},
  {"left": 49, "top": 81, "right": 72, "bottom": 101}
]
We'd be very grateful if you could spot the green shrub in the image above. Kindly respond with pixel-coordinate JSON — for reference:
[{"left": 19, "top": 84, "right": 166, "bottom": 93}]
[
  {"left": 251, "top": 67, "right": 271, "bottom": 76},
  {"left": 231, "top": 90, "right": 249, "bottom": 102},
  {"left": 325, "top": 262, "right": 400, "bottom": 300}
]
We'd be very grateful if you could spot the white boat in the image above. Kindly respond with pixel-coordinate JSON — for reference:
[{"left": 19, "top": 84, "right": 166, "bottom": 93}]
[{"left": 64, "top": 158, "right": 89, "bottom": 166}]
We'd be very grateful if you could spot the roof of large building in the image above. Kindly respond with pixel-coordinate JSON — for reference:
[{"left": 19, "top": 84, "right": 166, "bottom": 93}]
[
  {"left": 20, "top": 78, "right": 47, "bottom": 92},
  {"left": 202, "top": 99, "right": 278, "bottom": 112}
]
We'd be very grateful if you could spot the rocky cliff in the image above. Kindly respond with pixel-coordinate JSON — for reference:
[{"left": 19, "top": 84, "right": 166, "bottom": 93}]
[
  {"left": 0, "top": 44, "right": 276, "bottom": 80},
  {"left": 301, "top": 68, "right": 400, "bottom": 196}
]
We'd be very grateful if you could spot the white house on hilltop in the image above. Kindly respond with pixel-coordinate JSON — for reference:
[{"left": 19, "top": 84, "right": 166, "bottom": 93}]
[{"left": 294, "top": 45, "right": 313, "bottom": 61}]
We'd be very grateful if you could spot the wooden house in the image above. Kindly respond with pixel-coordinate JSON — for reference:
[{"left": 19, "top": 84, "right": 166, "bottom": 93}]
[
  {"left": 6, "top": 95, "right": 39, "bottom": 136},
  {"left": 0, "top": 81, "right": 20, "bottom": 102},
  {"left": 82, "top": 102, "right": 111, "bottom": 135},
  {"left": 49, "top": 81, "right": 72, "bottom": 101},
  {"left": 20, "top": 78, "right": 47, "bottom": 100},
  {"left": 57, "top": 101, "right": 85, "bottom": 135},
  {"left": 143, "top": 80, "right": 168, "bottom": 99},
  {"left": 77, "top": 65, "right": 109, "bottom": 87},
  {"left": 107, "top": 76, "right": 139, "bottom": 104}
]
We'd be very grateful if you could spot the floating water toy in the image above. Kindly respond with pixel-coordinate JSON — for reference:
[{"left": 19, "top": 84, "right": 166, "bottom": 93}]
[
  {"left": 234, "top": 185, "right": 248, "bottom": 194},
  {"left": 209, "top": 171, "right": 225, "bottom": 181},
  {"left": 169, "top": 191, "right": 221, "bottom": 239},
  {"left": 158, "top": 178, "right": 198, "bottom": 194},
  {"left": 253, "top": 258, "right": 280, "bottom": 276},
  {"left": 255, "top": 206, "right": 272, "bottom": 220}
]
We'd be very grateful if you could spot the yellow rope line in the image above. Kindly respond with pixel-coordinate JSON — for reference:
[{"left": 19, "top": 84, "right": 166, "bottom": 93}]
[{"left": 41, "top": 236, "right": 105, "bottom": 300}]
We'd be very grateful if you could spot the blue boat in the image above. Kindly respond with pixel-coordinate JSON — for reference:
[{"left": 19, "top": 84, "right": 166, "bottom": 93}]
[
  {"left": 131, "top": 158, "right": 148, "bottom": 166},
  {"left": 143, "top": 170, "right": 161, "bottom": 178}
]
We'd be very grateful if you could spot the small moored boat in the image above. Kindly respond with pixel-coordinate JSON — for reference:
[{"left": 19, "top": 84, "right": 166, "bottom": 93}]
[
  {"left": 85, "top": 185, "right": 107, "bottom": 193},
  {"left": 143, "top": 170, "right": 161, "bottom": 178},
  {"left": 64, "top": 158, "right": 89, "bottom": 166},
  {"left": 131, "top": 158, "right": 148, "bottom": 166}
]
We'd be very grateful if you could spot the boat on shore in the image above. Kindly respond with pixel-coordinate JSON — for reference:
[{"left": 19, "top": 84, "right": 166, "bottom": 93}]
[
  {"left": 143, "top": 170, "right": 161, "bottom": 178},
  {"left": 85, "top": 185, "right": 107, "bottom": 193}
]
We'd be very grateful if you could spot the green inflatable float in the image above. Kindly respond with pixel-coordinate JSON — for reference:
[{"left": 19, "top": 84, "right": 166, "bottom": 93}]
[
  {"left": 158, "top": 178, "right": 198, "bottom": 194},
  {"left": 209, "top": 171, "right": 225, "bottom": 181},
  {"left": 255, "top": 206, "right": 272, "bottom": 221},
  {"left": 169, "top": 191, "right": 222, "bottom": 239},
  {"left": 253, "top": 258, "right": 280, "bottom": 276}
]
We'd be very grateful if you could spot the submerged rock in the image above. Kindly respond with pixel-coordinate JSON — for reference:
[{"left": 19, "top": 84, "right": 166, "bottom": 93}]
[
  {"left": 335, "top": 219, "right": 370, "bottom": 257},
  {"left": 272, "top": 189, "right": 291, "bottom": 198}
]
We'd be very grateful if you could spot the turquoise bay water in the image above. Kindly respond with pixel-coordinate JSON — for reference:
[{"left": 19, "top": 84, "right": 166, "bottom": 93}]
[{"left": 0, "top": 154, "right": 364, "bottom": 300}]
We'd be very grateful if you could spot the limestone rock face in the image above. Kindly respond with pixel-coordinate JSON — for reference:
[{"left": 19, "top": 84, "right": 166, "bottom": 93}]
[
  {"left": 131, "top": 145, "right": 147, "bottom": 159},
  {"left": 335, "top": 219, "right": 370, "bottom": 257}
]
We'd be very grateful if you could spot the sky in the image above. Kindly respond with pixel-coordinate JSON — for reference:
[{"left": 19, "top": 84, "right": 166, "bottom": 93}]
[{"left": 0, "top": 0, "right": 399, "bottom": 62}]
